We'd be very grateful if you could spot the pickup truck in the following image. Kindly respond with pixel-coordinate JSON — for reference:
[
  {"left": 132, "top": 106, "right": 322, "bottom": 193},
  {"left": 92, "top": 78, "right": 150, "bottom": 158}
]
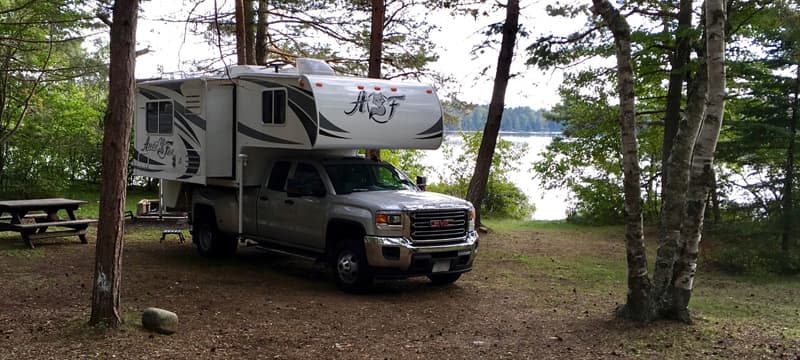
[{"left": 188, "top": 155, "right": 479, "bottom": 292}]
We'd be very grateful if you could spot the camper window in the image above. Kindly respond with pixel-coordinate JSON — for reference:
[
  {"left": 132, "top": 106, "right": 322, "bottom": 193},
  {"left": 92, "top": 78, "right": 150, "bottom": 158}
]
[
  {"left": 261, "top": 89, "right": 287, "bottom": 125},
  {"left": 145, "top": 100, "right": 174, "bottom": 134}
]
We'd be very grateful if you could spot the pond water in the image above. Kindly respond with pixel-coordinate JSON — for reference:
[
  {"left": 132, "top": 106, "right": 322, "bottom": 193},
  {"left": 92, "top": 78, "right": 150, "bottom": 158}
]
[{"left": 419, "top": 132, "right": 571, "bottom": 220}]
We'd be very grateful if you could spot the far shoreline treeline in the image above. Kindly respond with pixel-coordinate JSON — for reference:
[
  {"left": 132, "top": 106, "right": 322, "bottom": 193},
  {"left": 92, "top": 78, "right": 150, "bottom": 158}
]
[{"left": 446, "top": 105, "right": 562, "bottom": 133}]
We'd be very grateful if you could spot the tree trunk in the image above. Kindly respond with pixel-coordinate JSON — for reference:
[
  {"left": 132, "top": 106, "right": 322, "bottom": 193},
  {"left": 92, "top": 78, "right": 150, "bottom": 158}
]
[
  {"left": 652, "top": 59, "right": 707, "bottom": 314},
  {"left": 661, "top": 0, "right": 693, "bottom": 190},
  {"left": 711, "top": 171, "right": 721, "bottom": 224},
  {"left": 234, "top": 0, "right": 247, "bottom": 65},
  {"left": 592, "top": 0, "right": 652, "bottom": 322},
  {"left": 465, "top": 0, "right": 519, "bottom": 226},
  {"left": 672, "top": 0, "right": 726, "bottom": 324},
  {"left": 244, "top": 0, "right": 256, "bottom": 65},
  {"left": 255, "top": 0, "right": 268, "bottom": 65},
  {"left": 365, "top": 0, "right": 385, "bottom": 161},
  {"left": 782, "top": 65, "right": 798, "bottom": 251},
  {"left": 89, "top": 0, "right": 138, "bottom": 328}
]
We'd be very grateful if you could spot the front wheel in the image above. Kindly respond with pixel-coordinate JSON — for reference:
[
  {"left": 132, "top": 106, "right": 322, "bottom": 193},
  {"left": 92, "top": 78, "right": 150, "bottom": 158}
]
[
  {"left": 427, "top": 273, "right": 462, "bottom": 285},
  {"left": 194, "top": 222, "right": 237, "bottom": 258},
  {"left": 333, "top": 239, "right": 373, "bottom": 293}
]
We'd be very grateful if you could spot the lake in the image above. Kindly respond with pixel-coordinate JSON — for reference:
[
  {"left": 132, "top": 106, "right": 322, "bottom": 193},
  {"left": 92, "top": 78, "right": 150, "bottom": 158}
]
[{"left": 419, "top": 132, "right": 570, "bottom": 220}]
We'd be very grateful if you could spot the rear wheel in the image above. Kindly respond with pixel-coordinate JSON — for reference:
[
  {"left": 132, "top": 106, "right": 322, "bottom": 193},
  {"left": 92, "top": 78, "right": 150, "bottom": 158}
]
[
  {"left": 427, "top": 273, "right": 462, "bottom": 285},
  {"left": 194, "top": 221, "right": 237, "bottom": 258},
  {"left": 333, "top": 239, "right": 373, "bottom": 293}
]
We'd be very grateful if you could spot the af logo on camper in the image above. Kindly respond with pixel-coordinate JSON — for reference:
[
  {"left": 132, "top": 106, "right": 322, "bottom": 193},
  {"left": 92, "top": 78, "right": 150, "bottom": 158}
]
[{"left": 344, "top": 90, "right": 405, "bottom": 124}]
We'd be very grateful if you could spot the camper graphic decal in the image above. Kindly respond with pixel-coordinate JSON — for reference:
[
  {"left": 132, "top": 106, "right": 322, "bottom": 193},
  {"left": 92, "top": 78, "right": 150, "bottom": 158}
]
[
  {"left": 344, "top": 90, "right": 405, "bottom": 124},
  {"left": 142, "top": 136, "right": 175, "bottom": 160}
]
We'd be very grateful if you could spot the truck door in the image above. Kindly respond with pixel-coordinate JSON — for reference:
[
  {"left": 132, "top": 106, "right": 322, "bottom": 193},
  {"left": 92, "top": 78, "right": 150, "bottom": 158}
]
[
  {"left": 284, "top": 162, "right": 328, "bottom": 251},
  {"left": 257, "top": 160, "right": 292, "bottom": 242}
]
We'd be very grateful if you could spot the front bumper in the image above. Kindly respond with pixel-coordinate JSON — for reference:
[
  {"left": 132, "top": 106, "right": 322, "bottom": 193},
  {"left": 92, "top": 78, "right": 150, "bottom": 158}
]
[{"left": 363, "top": 231, "right": 479, "bottom": 279}]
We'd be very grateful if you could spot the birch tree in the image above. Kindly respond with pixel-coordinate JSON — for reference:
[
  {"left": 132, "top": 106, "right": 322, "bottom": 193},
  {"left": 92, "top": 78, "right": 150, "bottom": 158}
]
[
  {"left": 590, "top": 0, "right": 651, "bottom": 321},
  {"left": 560, "top": 0, "right": 727, "bottom": 322},
  {"left": 671, "top": 0, "right": 726, "bottom": 322}
]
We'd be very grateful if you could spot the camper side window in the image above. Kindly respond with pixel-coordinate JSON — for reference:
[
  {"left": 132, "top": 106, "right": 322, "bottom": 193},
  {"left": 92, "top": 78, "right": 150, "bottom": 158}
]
[
  {"left": 145, "top": 101, "right": 174, "bottom": 134},
  {"left": 261, "top": 89, "right": 287, "bottom": 125}
]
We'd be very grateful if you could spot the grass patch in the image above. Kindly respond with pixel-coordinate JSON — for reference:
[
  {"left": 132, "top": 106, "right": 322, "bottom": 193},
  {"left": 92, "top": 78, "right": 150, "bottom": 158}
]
[
  {"left": 1, "top": 247, "right": 45, "bottom": 258},
  {"left": 514, "top": 254, "right": 626, "bottom": 290},
  {"left": 483, "top": 218, "right": 622, "bottom": 234},
  {"left": 62, "top": 183, "right": 157, "bottom": 219}
]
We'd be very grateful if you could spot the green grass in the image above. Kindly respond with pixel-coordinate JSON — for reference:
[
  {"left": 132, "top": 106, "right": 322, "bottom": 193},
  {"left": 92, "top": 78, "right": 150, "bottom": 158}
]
[
  {"left": 1, "top": 247, "right": 45, "bottom": 258},
  {"left": 477, "top": 221, "right": 800, "bottom": 338},
  {"left": 483, "top": 218, "right": 622, "bottom": 233},
  {"left": 61, "top": 183, "right": 158, "bottom": 219}
]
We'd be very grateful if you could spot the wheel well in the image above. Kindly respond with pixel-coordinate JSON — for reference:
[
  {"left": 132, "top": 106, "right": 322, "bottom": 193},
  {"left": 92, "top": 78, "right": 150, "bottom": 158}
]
[
  {"left": 193, "top": 204, "right": 216, "bottom": 225},
  {"left": 326, "top": 219, "right": 365, "bottom": 259}
]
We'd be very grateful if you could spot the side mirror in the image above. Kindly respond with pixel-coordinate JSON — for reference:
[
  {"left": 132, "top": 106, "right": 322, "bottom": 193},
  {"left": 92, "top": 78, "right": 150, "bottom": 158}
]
[{"left": 416, "top": 175, "right": 427, "bottom": 191}]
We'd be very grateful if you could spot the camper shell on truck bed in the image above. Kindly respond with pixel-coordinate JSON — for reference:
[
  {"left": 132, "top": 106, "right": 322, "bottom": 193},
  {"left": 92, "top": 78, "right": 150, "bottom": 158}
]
[{"left": 132, "top": 59, "right": 444, "bottom": 186}]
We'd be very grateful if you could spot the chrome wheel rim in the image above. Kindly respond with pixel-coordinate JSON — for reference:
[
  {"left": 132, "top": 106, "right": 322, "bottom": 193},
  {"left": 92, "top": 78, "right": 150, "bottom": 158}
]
[
  {"left": 337, "top": 250, "right": 359, "bottom": 284},
  {"left": 198, "top": 226, "right": 212, "bottom": 251}
]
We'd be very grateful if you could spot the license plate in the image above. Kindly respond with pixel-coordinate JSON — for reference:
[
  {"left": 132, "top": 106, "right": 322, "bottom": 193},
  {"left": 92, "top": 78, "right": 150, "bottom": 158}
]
[{"left": 432, "top": 261, "right": 450, "bottom": 273}]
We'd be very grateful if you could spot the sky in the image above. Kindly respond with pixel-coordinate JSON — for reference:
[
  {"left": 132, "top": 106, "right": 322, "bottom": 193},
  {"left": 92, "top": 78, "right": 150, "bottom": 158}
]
[{"left": 134, "top": 1, "right": 585, "bottom": 109}]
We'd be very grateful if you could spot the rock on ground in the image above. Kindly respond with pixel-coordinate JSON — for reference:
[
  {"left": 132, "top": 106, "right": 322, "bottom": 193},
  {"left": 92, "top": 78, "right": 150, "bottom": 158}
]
[{"left": 142, "top": 307, "right": 178, "bottom": 335}]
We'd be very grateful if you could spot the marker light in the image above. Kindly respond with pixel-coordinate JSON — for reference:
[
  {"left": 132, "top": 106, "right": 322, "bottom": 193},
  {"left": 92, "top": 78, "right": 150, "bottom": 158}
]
[{"left": 376, "top": 213, "right": 402, "bottom": 226}]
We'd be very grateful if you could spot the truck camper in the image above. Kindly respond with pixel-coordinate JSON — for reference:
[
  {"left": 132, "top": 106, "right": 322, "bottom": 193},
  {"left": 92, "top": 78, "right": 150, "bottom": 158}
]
[{"left": 133, "top": 59, "right": 478, "bottom": 291}]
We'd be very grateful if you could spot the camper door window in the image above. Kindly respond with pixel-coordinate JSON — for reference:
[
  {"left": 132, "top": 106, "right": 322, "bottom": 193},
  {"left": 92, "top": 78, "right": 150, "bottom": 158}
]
[
  {"left": 145, "top": 100, "right": 174, "bottom": 134},
  {"left": 261, "top": 89, "right": 287, "bottom": 125}
]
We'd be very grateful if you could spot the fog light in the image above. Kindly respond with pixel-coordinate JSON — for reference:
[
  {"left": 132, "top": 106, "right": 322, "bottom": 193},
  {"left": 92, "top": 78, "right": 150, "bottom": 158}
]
[{"left": 382, "top": 246, "right": 400, "bottom": 260}]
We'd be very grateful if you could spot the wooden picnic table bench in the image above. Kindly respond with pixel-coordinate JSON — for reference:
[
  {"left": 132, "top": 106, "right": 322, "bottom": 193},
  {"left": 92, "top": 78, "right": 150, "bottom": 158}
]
[{"left": 0, "top": 198, "right": 97, "bottom": 249}]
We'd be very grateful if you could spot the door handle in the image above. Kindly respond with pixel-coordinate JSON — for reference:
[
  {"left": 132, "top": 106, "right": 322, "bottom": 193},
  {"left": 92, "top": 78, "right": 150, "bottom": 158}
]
[
  {"left": 284, "top": 199, "right": 294, "bottom": 205},
  {"left": 259, "top": 196, "right": 269, "bottom": 201}
]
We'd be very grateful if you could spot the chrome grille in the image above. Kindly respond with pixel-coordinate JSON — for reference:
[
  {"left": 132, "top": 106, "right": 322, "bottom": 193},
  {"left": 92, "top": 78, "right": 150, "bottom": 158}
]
[{"left": 410, "top": 209, "right": 467, "bottom": 242}]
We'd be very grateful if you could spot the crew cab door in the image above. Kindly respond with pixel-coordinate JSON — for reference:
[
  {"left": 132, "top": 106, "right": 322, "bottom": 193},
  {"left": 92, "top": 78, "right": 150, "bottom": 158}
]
[
  {"left": 284, "top": 162, "right": 328, "bottom": 251},
  {"left": 257, "top": 160, "right": 292, "bottom": 242}
]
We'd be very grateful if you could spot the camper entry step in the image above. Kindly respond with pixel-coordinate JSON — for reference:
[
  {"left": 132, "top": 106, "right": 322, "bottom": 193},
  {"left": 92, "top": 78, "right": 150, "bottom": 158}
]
[{"left": 160, "top": 229, "right": 185, "bottom": 243}]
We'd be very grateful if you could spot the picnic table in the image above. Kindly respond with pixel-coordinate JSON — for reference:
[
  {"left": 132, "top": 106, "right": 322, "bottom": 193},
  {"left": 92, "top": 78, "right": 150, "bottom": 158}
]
[{"left": 0, "top": 198, "right": 97, "bottom": 249}]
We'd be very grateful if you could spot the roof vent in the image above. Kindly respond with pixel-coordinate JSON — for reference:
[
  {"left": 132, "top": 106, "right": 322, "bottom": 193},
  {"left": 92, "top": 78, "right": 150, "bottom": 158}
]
[{"left": 296, "top": 58, "right": 335, "bottom": 76}]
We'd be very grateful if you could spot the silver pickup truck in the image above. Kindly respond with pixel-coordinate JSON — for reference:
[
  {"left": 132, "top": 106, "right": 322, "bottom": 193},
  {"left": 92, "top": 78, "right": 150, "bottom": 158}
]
[{"left": 188, "top": 156, "right": 479, "bottom": 292}]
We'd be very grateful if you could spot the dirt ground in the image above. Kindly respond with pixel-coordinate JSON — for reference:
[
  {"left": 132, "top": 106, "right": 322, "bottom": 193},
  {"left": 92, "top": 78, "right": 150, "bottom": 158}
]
[{"left": 0, "top": 222, "right": 797, "bottom": 359}]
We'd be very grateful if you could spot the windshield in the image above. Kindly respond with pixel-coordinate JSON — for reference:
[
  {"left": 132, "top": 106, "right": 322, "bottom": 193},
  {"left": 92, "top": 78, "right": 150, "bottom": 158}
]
[{"left": 325, "top": 163, "right": 417, "bottom": 194}]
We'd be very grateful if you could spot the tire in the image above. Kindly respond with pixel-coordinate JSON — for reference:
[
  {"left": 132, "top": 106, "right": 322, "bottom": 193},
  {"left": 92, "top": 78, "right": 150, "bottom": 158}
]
[
  {"left": 194, "top": 221, "right": 237, "bottom": 258},
  {"left": 427, "top": 272, "right": 462, "bottom": 285},
  {"left": 333, "top": 239, "right": 373, "bottom": 293}
]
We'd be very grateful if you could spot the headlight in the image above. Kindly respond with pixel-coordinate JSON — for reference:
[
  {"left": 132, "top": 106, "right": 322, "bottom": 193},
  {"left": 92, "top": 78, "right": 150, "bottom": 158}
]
[
  {"left": 468, "top": 207, "right": 476, "bottom": 231},
  {"left": 375, "top": 211, "right": 402, "bottom": 226}
]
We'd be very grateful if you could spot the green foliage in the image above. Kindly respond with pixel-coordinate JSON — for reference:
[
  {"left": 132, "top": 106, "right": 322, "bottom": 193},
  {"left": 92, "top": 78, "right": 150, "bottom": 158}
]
[
  {"left": 566, "top": 178, "right": 624, "bottom": 225},
  {"left": 0, "top": 0, "right": 106, "bottom": 197},
  {"left": 428, "top": 131, "right": 533, "bottom": 219},
  {"left": 0, "top": 82, "right": 105, "bottom": 198},
  {"left": 380, "top": 149, "right": 429, "bottom": 180},
  {"left": 708, "top": 246, "right": 800, "bottom": 276}
]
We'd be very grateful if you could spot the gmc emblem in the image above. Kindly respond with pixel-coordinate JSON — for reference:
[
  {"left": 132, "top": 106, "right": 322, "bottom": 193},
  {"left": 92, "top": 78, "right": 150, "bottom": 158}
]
[{"left": 430, "top": 219, "right": 450, "bottom": 228}]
